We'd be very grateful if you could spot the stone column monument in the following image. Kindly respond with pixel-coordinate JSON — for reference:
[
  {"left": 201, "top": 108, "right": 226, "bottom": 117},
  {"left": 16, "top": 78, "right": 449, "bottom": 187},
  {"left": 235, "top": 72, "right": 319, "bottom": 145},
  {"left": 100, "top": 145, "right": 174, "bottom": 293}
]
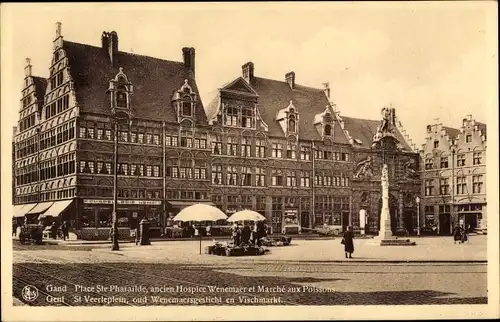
[
  {"left": 374, "top": 164, "right": 416, "bottom": 246},
  {"left": 375, "top": 164, "right": 394, "bottom": 240}
]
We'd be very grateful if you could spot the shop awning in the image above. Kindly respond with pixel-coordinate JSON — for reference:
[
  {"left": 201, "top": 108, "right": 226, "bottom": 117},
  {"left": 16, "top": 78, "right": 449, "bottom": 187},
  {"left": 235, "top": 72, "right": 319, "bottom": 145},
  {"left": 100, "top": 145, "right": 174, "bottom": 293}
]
[
  {"left": 13, "top": 203, "right": 37, "bottom": 217},
  {"left": 167, "top": 201, "right": 215, "bottom": 209},
  {"left": 39, "top": 200, "right": 73, "bottom": 219},
  {"left": 25, "top": 202, "right": 54, "bottom": 215}
]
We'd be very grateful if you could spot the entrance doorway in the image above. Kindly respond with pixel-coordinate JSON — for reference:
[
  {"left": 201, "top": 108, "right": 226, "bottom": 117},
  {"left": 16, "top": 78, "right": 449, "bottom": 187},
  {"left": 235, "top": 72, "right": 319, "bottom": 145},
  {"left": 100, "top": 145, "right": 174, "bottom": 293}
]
[
  {"left": 301, "top": 212, "right": 310, "bottom": 228},
  {"left": 464, "top": 213, "right": 478, "bottom": 231},
  {"left": 439, "top": 214, "right": 451, "bottom": 235}
]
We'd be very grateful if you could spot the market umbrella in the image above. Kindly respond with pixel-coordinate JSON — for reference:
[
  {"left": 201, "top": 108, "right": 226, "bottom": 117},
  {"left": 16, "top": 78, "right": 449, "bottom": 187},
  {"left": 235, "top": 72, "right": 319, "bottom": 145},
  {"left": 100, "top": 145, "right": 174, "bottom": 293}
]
[
  {"left": 173, "top": 204, "right": 228, "bottom": 254},
  {"left": 227, "top": 209, "right": 266, "bottom": 222}
]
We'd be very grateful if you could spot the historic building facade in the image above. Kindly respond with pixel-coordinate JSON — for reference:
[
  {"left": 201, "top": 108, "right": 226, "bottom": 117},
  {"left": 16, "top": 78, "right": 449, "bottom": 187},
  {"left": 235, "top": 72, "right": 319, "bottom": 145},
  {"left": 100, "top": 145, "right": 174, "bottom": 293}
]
[
  {"left": 206, "top": 63, "right": 421, "bottom": 235},
  {"left": 12, "top": 23, "right": 421, "bottom": 239},
  {"left": 420, "top": 116, "right": 487, "bottom": 234},
  {"left": 12, "top": 23, "right": 210, "bottom": 239},
  {"left": 205, "top": 64, "right": 354, "bottom": 234}
]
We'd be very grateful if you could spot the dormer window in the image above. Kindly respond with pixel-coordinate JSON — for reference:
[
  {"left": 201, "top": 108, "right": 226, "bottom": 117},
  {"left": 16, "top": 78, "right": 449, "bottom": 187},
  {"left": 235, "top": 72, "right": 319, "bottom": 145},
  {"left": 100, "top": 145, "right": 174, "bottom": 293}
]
[
  {"left": 324, "top": 124, "right": 332, "bottom": 136},
  {"left": 173, "top": 79, "right": 197, "bottom": 121},
  {"left": 108, "top": 67, "right": 133, "bottom": 111},
  {"left": 116, "top": 85, "right": 128, "bottom": 108},
  {"left": 276, "top": 100, "right": 299, "bottom": 135},
  {"left": 182, "top": 97, "right": 192, "bottom": 117},
  {"left": 288, "top": 115, "right": 296, "bottom": 133},
  {"left": 314, "top": 107, "right": 334, "bottom": 139}
]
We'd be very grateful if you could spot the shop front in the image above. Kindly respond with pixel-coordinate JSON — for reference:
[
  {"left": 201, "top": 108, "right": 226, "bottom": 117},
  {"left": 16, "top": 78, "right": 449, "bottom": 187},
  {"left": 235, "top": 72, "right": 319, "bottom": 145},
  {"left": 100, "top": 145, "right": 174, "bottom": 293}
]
[
  {"left": 77, "top": 199, "right": 163, "bottom": 240},
  {"left": 457, "top": 203, "right": 485, "bottom": 232}
]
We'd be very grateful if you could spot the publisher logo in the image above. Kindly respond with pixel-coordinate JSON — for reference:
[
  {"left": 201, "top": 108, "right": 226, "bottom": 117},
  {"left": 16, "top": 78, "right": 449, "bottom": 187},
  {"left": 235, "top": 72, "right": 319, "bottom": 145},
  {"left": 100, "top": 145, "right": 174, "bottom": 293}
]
[{"left": 21, "top": 285, "right": 38, "bottom": 302}]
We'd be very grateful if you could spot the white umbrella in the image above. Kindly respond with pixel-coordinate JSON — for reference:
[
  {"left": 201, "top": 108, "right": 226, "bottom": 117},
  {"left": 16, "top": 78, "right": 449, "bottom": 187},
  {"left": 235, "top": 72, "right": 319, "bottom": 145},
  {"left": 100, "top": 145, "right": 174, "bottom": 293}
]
[
  {"left": 227, "top": 209, "right": 266, "bottom": 222},
  {"left": 173, "top": 204, "right": 228, "bottom": 254}
]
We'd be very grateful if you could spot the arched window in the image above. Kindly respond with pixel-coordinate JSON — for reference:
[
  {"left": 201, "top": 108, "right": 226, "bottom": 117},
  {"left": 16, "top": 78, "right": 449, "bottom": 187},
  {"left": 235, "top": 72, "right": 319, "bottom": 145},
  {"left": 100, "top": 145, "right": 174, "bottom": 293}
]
[
  {"left": 116, "top": 85, "right": 128, "bottom": 108},
  {"left": 324, "top": 124, "right": 332, "bottom": 136},
  {"left": 288, "top": 115, "right": 296, "bottom": 133}
]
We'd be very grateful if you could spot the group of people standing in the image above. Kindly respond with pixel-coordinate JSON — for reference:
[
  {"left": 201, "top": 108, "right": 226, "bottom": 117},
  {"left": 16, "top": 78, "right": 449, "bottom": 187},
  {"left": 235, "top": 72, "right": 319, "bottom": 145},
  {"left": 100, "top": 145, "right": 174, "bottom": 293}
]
[
  {"left": 231, "top": 221, "right": 268, "bottom": 247},
  {"left": 12, "top": 219, "right": 69, "bottom": 241},
  {"left": 453, "top": 224, "right": 470, "bottom": 244}
]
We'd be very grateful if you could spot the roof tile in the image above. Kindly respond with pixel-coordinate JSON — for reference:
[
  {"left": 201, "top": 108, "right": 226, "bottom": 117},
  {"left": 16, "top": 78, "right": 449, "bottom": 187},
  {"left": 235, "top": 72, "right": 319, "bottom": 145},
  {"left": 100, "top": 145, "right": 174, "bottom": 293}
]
[{"left": 63, "top": 41, "right": 207, "bottom": 125}]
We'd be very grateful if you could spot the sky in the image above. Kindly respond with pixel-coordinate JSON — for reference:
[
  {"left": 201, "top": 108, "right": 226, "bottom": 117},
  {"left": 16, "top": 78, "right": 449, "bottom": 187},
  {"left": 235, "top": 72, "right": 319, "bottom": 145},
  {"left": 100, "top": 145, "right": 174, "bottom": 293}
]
[{"left": 1, "top": 2, "right": 497, "bottom": 149}]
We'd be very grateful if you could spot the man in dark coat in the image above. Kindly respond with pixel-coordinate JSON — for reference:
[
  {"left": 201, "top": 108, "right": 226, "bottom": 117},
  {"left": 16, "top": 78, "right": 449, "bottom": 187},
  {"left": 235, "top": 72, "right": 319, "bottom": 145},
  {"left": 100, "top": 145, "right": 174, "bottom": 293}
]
[
  {"left": 342, "top": 226, "right": 355, "bottom": 259},
  {"left": 61, "top": 221, "right": 69, "bottom": 241},
  {"left": 453, "top": 225, "right": 462, "bottom": 244}
]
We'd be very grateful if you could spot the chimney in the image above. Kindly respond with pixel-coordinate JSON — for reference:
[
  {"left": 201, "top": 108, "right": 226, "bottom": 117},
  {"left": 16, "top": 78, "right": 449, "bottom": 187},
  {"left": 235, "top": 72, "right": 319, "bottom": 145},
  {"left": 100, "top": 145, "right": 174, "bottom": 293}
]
[
  {"left": 391, "top": 108, "right": 396, "bottom": 125},
  {"left": 322, "top": 82, "right": 330, "bottom": 98},
  {"left": 109, "top": 31, "right": 118, "bottom": 66},
  {"left": 24, "top": 58, "right": 32, "bottom": 77},
  {"left": 101, "top": 31, "right": 118, "bottom": 66},
  {"left": 285, "top": 71, "right": 295, "bottom": 90},
  {"left": 55, "top": 22, "right": 62, "bottom": 38},
  {"left": 182, "top": 47, "right": 195, "bottom": 75},
  {"left": 242, "top": 62, "right": 254, "bottom": 84}
]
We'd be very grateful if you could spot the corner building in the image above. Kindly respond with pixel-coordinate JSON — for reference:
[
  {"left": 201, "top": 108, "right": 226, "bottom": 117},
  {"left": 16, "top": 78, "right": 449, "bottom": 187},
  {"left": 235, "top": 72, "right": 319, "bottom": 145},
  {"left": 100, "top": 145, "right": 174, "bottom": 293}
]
[
  {"left": 12, "top": 23, "right": 421, "bottom": 239},
  {"left": 420, "top": 116, "right": 487, "bottom": 234},
  {"left": 12, "top": 24, "right": 210, "bottom": 239}
]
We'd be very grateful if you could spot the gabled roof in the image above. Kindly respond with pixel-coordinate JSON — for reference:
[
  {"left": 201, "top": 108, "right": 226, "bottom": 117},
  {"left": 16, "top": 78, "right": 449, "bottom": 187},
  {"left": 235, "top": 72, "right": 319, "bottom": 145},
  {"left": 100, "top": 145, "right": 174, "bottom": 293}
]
[
  {"left": 341, "top": 116, "right": 412, "bottom": 150},
  {"left": 442, "top": 126, "right": 460, "bottom": 140},
  {"left": 63, "top": 41, "right": 207, "bottom": 124},
  {"left": 251, "top": 77, "right": 349, "bottom": 143},
  {"left": 32, "top": 76, "right": 47, "bottom": 102}
]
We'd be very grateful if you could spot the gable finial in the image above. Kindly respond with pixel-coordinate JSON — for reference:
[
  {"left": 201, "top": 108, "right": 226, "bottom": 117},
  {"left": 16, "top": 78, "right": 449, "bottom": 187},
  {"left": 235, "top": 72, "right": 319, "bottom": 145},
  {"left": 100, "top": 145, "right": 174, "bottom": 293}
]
[
  {"left": 119, "top": 67, "right": 123, "bottom": 73},
  {"left": 184, "top": 79, "right": 189, "bottom": 85}
]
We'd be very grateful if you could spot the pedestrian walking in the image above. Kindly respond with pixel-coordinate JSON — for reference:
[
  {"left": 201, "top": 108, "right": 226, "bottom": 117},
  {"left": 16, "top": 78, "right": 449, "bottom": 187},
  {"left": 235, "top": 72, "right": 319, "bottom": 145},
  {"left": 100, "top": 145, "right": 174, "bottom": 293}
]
[
  {"left": 342, "top": 226, "right": 355, "bottom": 259},
  {"left": 461, "top": 225, "right": 469, "bottom": 244},
  {"left": 61, "top": 221, "right": 69, "bottom": 241},
  {"left": 452, "top": 225, "right": 462, "bottom": 244}
]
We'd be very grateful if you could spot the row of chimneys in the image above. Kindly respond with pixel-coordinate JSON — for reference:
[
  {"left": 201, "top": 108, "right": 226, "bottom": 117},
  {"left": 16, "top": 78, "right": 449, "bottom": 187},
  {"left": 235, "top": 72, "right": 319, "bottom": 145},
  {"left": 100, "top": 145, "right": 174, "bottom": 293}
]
[
  {"left": 52, "top": 23, "right": 334, "bottom": 96},
  {"left": 99, "top": 29, "right": 196, "bottom": 75},
  {"left": 242, "top": 62, "right": 331, "bottom": 97}
]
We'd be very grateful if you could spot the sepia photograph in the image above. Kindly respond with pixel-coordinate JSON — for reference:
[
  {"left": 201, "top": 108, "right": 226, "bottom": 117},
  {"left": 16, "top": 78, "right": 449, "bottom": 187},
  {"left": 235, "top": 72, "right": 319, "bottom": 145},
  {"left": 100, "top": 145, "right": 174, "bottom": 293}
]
[{"left": 1, "top": 2, "right": 498, "bottom": 321}]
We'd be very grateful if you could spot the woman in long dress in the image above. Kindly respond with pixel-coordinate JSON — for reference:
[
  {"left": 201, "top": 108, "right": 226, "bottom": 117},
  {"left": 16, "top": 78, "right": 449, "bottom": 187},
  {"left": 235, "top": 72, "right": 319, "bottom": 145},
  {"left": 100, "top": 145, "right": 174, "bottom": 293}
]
[{"left": 343, "top": 226, "right": 355, "bottom": 259}]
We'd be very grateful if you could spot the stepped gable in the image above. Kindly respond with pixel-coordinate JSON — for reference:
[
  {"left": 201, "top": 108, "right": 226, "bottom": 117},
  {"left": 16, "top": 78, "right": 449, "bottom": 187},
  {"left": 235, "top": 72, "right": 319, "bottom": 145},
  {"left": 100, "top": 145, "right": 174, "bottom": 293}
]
[
  {"left": 341, "top": 116, "right": 412, "bottom": 150},
  {"left": 62, "top": 41, "right": 207, "bottom": 124}
]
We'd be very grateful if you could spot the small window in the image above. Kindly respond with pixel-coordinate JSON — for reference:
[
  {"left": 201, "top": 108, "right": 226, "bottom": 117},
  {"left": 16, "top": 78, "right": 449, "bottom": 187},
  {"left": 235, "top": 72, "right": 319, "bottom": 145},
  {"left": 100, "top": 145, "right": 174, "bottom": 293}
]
[
  {"left": 433, "top": 140, "right": 439, "bottom": 148},
  {"left": 324, "top": 124, "right": 332, "bottom": 136},
  {"left": 466, "top": 135, "right": 472, "bottom": 143},
  {"left": 117, "top": 91, "right": 127, "bottom": 108},
  {"left": 182, "top": 102, "right": 192, "bottom": 116},
  {"left": 288, "top": 118, "right": 296, "bottom": 133}
]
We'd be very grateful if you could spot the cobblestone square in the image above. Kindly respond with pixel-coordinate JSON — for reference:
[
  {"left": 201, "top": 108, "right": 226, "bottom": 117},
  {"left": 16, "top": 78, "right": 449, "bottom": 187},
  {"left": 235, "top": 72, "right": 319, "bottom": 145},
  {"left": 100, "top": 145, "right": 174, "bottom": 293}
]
[{"left": 13, "top": 237, "right": 487, "bottom": 306}]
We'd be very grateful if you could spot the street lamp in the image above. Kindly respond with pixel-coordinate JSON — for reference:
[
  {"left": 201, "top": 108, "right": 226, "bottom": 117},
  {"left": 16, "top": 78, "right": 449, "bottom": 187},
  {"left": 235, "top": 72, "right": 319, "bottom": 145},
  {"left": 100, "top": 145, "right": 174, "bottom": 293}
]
[
  {"left": 111, "top": 119, "right": 120, "bottom": 251},
  {"left": 416, "top": 196, "right": 421, "bottom": 237},
  {"left": 110, "top": 111, "right": 130, "bottom": 251}
]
